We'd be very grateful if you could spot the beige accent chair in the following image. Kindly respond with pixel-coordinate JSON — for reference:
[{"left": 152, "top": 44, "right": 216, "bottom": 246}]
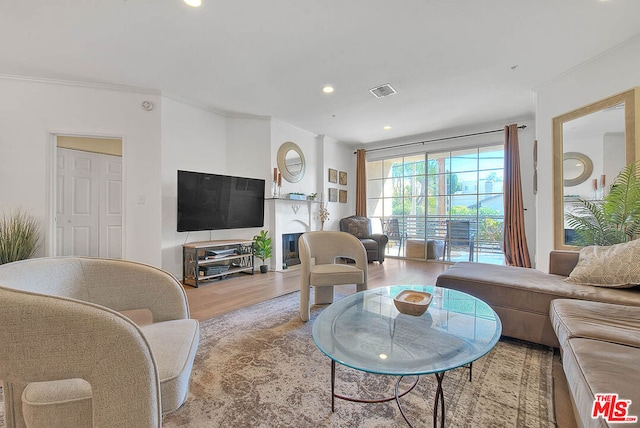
[
  {"left": 0, "top": 257, "right": 200, "bottom": 428},
  {"left": 298, "top": 231, "right": 368, "bottom": 322}
]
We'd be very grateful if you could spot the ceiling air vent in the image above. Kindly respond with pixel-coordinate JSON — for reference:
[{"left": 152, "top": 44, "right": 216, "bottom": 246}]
[{"left": 369, "top": 83, "right": 397, "bottom": 98}]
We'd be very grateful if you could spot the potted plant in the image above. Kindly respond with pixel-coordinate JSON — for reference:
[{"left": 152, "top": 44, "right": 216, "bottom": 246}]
[
  {"left": 0, "top": 208, "right": 41, "bottom": 264},
  {"left": 566, "top": 161, "right": 640, "bottom": 246},
  {"left": 253, "top": 229, "right": 272, "bottom": 273}
]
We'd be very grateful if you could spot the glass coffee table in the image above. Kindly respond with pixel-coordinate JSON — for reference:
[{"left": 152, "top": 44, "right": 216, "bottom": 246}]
[{"left": 312, "top": 285, "right": 502, "bottom": 428}]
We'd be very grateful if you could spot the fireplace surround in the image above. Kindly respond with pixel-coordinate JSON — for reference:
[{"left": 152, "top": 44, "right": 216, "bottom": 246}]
[{"left": 265, "top": 199, "right": 321, "bottom": 271}]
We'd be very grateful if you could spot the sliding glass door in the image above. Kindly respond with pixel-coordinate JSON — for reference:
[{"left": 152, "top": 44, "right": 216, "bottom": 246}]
[{"left": 367, "top": 144, "right": 505, "bottom": 264}]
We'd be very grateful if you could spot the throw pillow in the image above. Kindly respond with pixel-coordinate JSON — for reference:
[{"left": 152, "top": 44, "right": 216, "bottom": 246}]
[
  {"left": 348, "top": 224, "right": 367, "bottom": 238},
  {"left": 566, "top": 239, "right": 640, "bottom": 287}
]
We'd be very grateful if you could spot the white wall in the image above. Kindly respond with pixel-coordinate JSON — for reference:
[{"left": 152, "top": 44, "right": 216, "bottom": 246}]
[
  {"left": 319, "top": 134, "right": 357, "bottom": 231},
  {"left": 227, "top": 116, "right": 271, "bottom": 179},
  {"left": 0, "top": 76, "right": 163, "bottom": 265},
  {"left": 535, "top": 35, "right": 640, "bottom": 271},
  {"left": 270, "top": 119, "right": 320, "bottom": 197},
  {"left": 160, "top": 96, "right": 229, "bottom": 276}
]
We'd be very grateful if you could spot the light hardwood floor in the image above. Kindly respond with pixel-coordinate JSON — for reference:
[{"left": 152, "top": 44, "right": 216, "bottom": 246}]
[
  {"left": 182, "top": 257, "right": 575, "bottom": 428},
  {"left": 183, "top": 257, "right": 449, "bottom": 321}
]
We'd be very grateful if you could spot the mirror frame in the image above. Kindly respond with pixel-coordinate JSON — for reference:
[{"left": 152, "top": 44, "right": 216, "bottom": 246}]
[
  {"left": 553, "top": 88, "right": 637, "bottom": 250},
  {"left": 277, "top": 141, "right": 306, "bottom": 183}
]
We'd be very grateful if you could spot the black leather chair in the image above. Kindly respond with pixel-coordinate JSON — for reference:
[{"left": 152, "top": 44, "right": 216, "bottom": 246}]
[{"left": 339, "top": 216, "right": 389, "bottom": 263}]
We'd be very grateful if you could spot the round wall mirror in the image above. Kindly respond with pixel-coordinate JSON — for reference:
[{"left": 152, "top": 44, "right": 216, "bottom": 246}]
[
  {"left": 563, "top": 152, "right": 593, "bottom": 187},
  {"left": 277, "top": 141, "right": 306, "bottom": 183}
]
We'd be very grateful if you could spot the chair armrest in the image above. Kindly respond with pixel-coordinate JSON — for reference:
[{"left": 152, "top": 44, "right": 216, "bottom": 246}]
[
  {"left": 0, "top": 286, "right": 162, "bottom": 428},
  {"left": 549, "top": 250, "right": 579, "bottom": 276},
  {"left": 371, "top": 233, "right": 389, "bottom": 245}
]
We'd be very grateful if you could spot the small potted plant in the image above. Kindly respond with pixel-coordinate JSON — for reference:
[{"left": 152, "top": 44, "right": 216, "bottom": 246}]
[{"left": 253, "top": 229, "right": 272, "bottom": 273}]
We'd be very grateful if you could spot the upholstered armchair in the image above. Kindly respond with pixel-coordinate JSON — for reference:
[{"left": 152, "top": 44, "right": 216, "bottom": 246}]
[
  {"left": 0, "top": 257, "right": 200, "bottom": 428},
  {"left": 298, "top": 231, "right": 368, "bottom": 322},
  {"left": 339, "top": 215, "right": 389, "bottom": 263}
]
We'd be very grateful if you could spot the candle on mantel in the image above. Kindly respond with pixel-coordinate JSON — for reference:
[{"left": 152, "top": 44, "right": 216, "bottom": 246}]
[
  {"left": 273, "top": 167, "right": 278, "bottom": 182},
  {"left": 592, "top": 179, "right": 598, "bottom": 191},
  {"left": 601, "top": 174, "right": 606, "bottom": 188},
  {"left": 278, "top": 173, "right": 282, "bottom": 187}
]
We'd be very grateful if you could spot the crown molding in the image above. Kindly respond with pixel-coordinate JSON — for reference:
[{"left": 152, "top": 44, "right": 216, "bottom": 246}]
[{"left": 0, "top": 73, "right": 160, "bottom": 95}]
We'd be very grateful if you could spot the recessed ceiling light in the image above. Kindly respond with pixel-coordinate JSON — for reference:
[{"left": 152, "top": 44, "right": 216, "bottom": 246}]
[
  {"left": 183, "top": 0, "right": 202, "bottom": 7},
  {"left": 322, "top": 85, "right": 335, "bottom": 94},
  {"left": 383, "top": 125, "right": 392, "bottom": 131}
]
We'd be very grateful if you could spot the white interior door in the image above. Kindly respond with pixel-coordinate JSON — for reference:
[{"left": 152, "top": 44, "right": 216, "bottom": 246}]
[
  {"left": 56, "top": 148, "right": 122, "bottom": 257},
  {"left": 101, "top": 158, "right": 123, "bottom": 258}
]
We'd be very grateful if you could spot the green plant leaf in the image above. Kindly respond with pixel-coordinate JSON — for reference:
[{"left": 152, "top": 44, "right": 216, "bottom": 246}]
[
  {"left": 252, "top": 229, "right": 272, "bottom": 262},
  {"left": 567, "top": 161, "right": 640, "bottom": 246}
]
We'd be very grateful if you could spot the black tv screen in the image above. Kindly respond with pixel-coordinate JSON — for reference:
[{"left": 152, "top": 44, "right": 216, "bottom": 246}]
[{"left": 177, "top": 170, "right": 265, "bottom": 232}]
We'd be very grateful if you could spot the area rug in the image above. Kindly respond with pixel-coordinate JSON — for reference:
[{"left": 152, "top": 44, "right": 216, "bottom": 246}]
[
  {"left": 163, "top": 291, "right": 556, "bottom": 428},
  {"left": 0, "top": 291, "right": 556, "bottom": 428}
]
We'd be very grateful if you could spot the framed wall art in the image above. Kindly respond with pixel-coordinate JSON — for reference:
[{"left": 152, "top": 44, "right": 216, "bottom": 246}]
[
  {"left": 328, "top": 168, "right": 338, "bottom": 183},
  {"left": 339, "top": 189, "right": 347, "bottom": 203},
  {"left": 328, "top": 188, "right": 338, "bottom": 202},
  {"left": 339, "top": 171, "right": 347, "bottom": 185}
]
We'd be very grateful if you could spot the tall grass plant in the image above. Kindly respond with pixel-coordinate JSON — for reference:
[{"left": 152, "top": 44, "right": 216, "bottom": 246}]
[{"left": 0, "top": 209, "right": 41, "bottom": 264}]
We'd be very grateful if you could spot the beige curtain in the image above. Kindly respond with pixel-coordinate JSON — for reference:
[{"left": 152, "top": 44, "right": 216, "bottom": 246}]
[
  {"left": 503, "top": 124, "right": 532, "bottom": 267},
  {"left": 355, "top": 149, "right": 367, "bottom": 216}
]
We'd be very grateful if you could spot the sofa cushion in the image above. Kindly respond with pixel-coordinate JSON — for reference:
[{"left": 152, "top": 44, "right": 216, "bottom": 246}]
[
  {"left": 550, "top": 299, "right": 640, "bottom": 349},
  {"left": 437, "top": 262, "right": 640, "bottom": 316},
  {"left": 567, "top": 239, "right": 640, "bottom": 287},
  {"left": 561, "top": 338, "right": 640, "bottom": 428},
  {"left": 359, "top": 238, "right": 379, "bottom": 251},
  {"left": 141, "top": 319, "right": 200, "bottom": 412},
  {"left": 436, "top": 262, "right": 640, "bottom": 346},
  {"left": 310, "top": 264, "right": 365, "bottom": 287}
]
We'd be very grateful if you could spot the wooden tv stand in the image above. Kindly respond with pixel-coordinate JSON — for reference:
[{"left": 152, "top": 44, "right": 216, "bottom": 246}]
[{"left": 182, "top": 239, "right": 254, "bottom": 288}]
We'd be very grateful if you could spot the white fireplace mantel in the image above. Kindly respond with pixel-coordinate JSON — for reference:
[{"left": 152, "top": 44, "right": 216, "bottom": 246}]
[{"left": 265, "top": 198, "right": 322, "bottom": 271}]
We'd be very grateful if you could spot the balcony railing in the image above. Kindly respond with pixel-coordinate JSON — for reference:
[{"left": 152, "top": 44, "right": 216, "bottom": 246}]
[{"left": 378, "top": 215, "right": 504, "bottom": 264}]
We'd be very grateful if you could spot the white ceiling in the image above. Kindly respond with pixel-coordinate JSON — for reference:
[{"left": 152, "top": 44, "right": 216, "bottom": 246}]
[{"left": 2, "top": 0, "right": 640, "bottom": 145}]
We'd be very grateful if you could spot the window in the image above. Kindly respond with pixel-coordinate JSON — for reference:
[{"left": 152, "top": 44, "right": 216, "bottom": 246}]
[{"left": 367, "top": 144, "right": 505, "bottom": 264}]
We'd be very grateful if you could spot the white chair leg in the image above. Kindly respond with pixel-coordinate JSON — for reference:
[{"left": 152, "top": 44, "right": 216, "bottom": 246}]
[{"left": 314, "top": 286, "right": 334, "bottom": 304}]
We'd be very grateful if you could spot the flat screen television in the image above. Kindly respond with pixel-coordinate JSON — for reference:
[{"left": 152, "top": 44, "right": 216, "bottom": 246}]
[{"left": 177, "top": 170, "right": 265, "bottom": 232}]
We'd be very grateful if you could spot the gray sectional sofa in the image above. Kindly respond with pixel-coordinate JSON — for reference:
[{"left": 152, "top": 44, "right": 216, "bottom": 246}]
[
  {"left": 435, "top": 251, "right": 640, "bottom": 347},
  {"left": 550, "top": 299, "right": 640, "bottom": 428},
  {"left": 435, "top": 250, "right": 640, "bottom": 428}
]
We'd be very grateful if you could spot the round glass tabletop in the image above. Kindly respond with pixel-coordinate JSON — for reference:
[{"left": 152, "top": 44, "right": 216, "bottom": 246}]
[{"left": 312, "top": 285, "right": 502, "bottom": 376}]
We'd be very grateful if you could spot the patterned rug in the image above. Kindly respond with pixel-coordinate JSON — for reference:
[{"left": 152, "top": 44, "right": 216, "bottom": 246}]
[
  {"left": 0, "top": 291, "right": 557, "bottom": 427},
  {"left": 163, "top": 291, "right": 556, "bottom": 428}
]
